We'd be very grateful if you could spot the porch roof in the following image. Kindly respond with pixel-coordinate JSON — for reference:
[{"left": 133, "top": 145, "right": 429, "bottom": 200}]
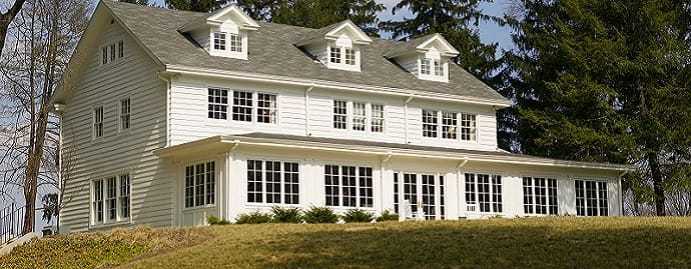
[{"left": 154, "top": 133, "right": 634, "bottom": 172}]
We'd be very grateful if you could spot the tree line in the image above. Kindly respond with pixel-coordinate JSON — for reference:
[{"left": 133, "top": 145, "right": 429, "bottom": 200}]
[{"left": 0, "top": 0, "right": 689, "bottom": 234}]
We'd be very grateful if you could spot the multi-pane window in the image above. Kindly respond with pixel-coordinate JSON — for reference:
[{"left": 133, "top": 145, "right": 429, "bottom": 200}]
[
  {"left": 399, "top": 173, "right": 445, "bottom": 220},
  {"left": 102, "top": 47, "right": 108, "bottom": 65},
  {"left": 403, "top": 173, "right": 418, "bottom": 215},
  {"left": 213, "top": 32, "right": 227, "bottom": 50},
  {"left": 439, "top": 176, "right": 445, "bottom": 219},
  {"left": 352, "top": 102, "right": 366, "bottom": 131},
  {"left": 371, "top": 104, "right": 384, "bottom": 133},
  {"left": 421, "top": 58, "right": 431, "bottom": 75},
  {"left": 333, "top": 100, "right": 347, "bottom": 129},
  {"left": 257, "top": 93, "right": 277, "bottom": 123},
  {"left": 92, "top": 174, "right": 131, "bottom": 225},
  {"left": 118, "top": 41, "right": 124, "bottom": 58},
  {"left": 575, "top": 180, "right": 608, "bottom": 216},
  {"left": 323, "top": 165, "right": 372, "bottom": 208},
  {"left": 184, "top": 162, "right": 215, "bottom": 208},
  {"left": 208, "top": 88, "right": 229, "bottom": 120},
  {"left": 119, "top": 174, "right": 130, "bottom": 219},
  {"left": 523, "top": 177, "right": 558, "bottom": 215},
  {"left": 433, "top": 60, "right": 443, "bottom": 76},
  {"left": 442, "top": 112, "right": 457, "bottom": 139},
  {"left": 465, "top": 173, "right": 502, "bottom": 213},
  {"left": 330, "top": 47, "right": 342, "bottom": 64},
  {"left": 120, "top": 98, "right": 131, "bottom": 130},
  {"left": 422, "top": 110, "right": 438, "bottom": 137},
  {"left": 229, "top": 33, "right": 242, "bottom": 52},
  {"left": 421, "top": 175, "right": 436, "bottom": 220},
  {"left": 345, "top": 48, "right": 356, "bottom": 65},
  {"left": 247, "top": 160, "right": 300, "bottom": 205},
  {"left": 393, "top": 173, "right": 400, "bottom": 214},
  {"left": 93, "top": 106, "right": 103, "bottom": 138},
  {"left": 460, "top": 114, "right": 477, "bottom": 141},
  {"left": 106, "top": 177, "right": 117, "bottom": 221},
  {"left": 233, "top": 91, "right": 253, "bottom": 122},
  {"left": 110, "top": 44, "right": 116, "bottom": 62}
]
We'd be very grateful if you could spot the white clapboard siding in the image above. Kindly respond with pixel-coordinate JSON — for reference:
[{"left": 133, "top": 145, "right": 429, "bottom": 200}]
[{"left": 59, "top": 21, "right": 172, "bottom": 233}]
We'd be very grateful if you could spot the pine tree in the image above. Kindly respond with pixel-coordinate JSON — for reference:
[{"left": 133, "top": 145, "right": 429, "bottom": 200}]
[
  {"left": 504, "top": 0, "right": 691, "bottom": 215},
  {"left": 166, "top": 0, "right": 229, "bottom": 12},
  {"left": 379, "top": 0, "right": 503, "bottom": 92}
]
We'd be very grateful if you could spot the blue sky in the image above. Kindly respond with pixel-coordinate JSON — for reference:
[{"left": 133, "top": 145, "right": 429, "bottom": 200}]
[{"left": 150, "top": 0, "right": 514, "bottom": 52}]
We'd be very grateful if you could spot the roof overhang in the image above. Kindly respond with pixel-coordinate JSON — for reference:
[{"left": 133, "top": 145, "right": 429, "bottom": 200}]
[
  {"left": 155, "top": 135, "right": 635, "bottom": 172},
  {"left": 163, "top": 64, "right": 512, "bottom": 108},
  {"left": 180, "top": 5, "right": 260, "bottom": 32},
  {"left": 416, "top": 34, "right": 459, "bottom": 57},
  {"left": 324, "top": 20, "right": 372, "bottom": 45}
]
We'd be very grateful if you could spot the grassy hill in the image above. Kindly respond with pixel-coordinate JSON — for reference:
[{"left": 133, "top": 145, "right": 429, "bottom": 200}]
[{"left": 1, "top": 217, "right": 690, "bottom": 268}]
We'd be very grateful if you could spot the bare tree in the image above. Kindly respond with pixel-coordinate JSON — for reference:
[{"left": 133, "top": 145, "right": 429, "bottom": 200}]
[
  {"left": 0, "top": 0, "right": 89, "bottom": 234},
  {"left": 0, "top": 0, "right": 27, "bottom": 54}
]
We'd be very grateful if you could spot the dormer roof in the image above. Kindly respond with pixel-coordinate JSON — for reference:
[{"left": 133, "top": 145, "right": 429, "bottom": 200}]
[
  {"left": 383, "top": 34, "right": 459, "bottom": 59},
  {"left": 179, "top": 5, "right": 260, "bottom": 33},
  {"left": 295, "top": 20, "right": 373, "bottom": 47}
]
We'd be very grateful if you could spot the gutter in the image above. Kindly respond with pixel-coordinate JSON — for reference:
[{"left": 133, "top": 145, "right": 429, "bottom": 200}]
[{"left": 164, "top": 65, "right": 512, "bottom": 108}]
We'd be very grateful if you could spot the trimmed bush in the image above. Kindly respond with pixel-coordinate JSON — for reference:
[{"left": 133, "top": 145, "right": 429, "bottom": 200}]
[
  {"left": 207, "top": 215, "right": 230, "bottom": 225},
  {"left": 303, "top": 206, "right": 339, "bottom": 224},
  {"left": 235, "top": 212, "right": 272, "bottom": 224},
  {"left": 343, "top": 209, "right": 374, "bottom": 223},
  {"left": 376, "top": 210, "right": 400, "bottom": 222},
  {"left": 271, "top": 207, "right": 303, "bottom": 223}
]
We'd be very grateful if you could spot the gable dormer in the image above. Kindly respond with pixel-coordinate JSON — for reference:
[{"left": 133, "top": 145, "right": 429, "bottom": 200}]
[
  {"left": 180, "top": 5, "right": 260, "bottom": 60},
  {"left": 384, "top": 34, "right": 459, "bottom": 83},
  {"left": 296, "top": 20, "right": 373, "bottom": 72}
]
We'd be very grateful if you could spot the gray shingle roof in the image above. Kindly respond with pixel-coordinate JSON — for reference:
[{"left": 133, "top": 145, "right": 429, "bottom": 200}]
[{"left": 103, "top": 1, "right": 509, "bottom": 104}]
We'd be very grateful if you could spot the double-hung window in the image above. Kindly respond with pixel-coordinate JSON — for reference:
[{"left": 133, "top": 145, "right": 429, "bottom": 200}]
[
  {"left": 233, "top": 91, "right": 253, "bottom": 122},
  {"left": 184, "top": 162, "right": 215, "bottom": 208},
  {"left": 333, "top": 100, "right": 348, "bottom": 129},
  {"left": 120, "top": 98, "right": 131, "bottom": 131},
  {"left": 465, "top": 173, "right": 503, "bottom": 213},
  {"left": 421, "top": 58, "right": 431, "bottom": 75},
  {"left": 93, "top": 106, "right": 104, "bottom": 139},
  {"left": 257, "top": 93, "right": 277, "bottom": 123},
  {"left": 229, "top": 33, "right": 242, "bottom": 52},
  {"left": 246, "top": 160, "right": 300, "bottom": 204},
  {"left": 523, "top": 177, "right": 558, "bottom": 215},
  {"left": 575, "top": 179, "right": 608, "bottom": 216},
  {"left": 333, "top": 101, "right": 384, "bottom": 133},
  {"left": 324, "top": 165, "right": 373, "bottom": 208},
  {"left": 213, "top": 32, "right": 227, "bottom": 51},
  {"left": 422, "top": 110, "right": 438, "bottom": 138},
  {"left": 92, "top": 173, "right": 131, "bottom": 225},
  {"left": 371, "top": 104, "right": 384, "bottom": 133},
  {"left": 433, "top": 59, "right": 443, "bottom": 76},
  {"left": 329, "top": 46, "right": 359, "bottom": 68},
  {"left": 344, "top": 48, "right": 356, "bottom": 65},
  {"left": 330, "top": 47, "right": 342, "bottom": 64},
  {"left": 442, "top": 112, "right": 457, "bottom": 139},
  {"left": 352, "top": 102, "right": 366, "bottom": 131},
  {"left": 460, "top": 113, "right": 477, "bottom": 141},
  {"left": 208, "top": 88, "right": 229, "bottom": 120}
]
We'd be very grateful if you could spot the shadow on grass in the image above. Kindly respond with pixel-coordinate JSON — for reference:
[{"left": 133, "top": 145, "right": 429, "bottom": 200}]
[{"left": 251, "top": 221, "right": 691, "bottom": 269}]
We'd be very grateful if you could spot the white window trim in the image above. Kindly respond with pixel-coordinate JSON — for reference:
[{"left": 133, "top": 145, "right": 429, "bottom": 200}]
[
  {"left": 90, "top": 172, "right": 132, "bottom": 227},
  {"left": 209, "top": 30, "right": 248, "bottom": 60},
  {"left": 118, "top": 96, "right": 131, "bottom": 134},
  {"left": 324, "top": 165, "right": 374, "bottom": 209},
  {"left": 463, "top": 172, "right": 503, "bottom": 214},
  {"left": 206, "top": 86, "right": 280, "bottom": 126},
  {"left": 326, "top": 44, "right": 361, "bottom": 72},
  {"left": 92, "top": 104, "right": 104, "bottom": 141},
  {"left": 421, "top": 108, "right": 478, "bottom": 143},
  {"left": 100, "top": 40, "right": 125, "bottom": 66},
  {"left": 394, "top": 171, "right": 446, "bottom": 220},
  {"left": 182, "top": 161, "right": 217, "bottom": 211},
  {"left": 418, "top": 56, "right": 448, "bottom": 82},
  {"left": 332, "top": 100, "right": 385, "bottom": 134},
  {"left": 522, "top": 176, "right": 559, "bottom": 216},
  {"left": 575, "top": 178, "right": 609, "bottom": 217},
  {"left": 244, "top": 158, "right": 301, "bottom": 207}
]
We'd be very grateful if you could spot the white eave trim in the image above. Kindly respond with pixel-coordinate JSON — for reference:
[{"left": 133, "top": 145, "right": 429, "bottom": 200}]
[
  {"left": 417, "top": 33, "right": 460, "bottom": 57},
  {"left": 155, "top": 136, "right": 634, "bottom": 172},
  {"left": 163, "top": 64, "right": 512, "bottom": 108}
]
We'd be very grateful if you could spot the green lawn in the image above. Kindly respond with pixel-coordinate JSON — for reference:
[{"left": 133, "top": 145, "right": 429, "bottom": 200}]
[{"left": 2, "top": 217, "right": 691, "bottom": 268}]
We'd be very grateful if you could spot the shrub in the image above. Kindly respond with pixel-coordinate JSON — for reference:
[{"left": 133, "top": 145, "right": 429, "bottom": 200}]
[
  {"left": 376, "top": 210, "right": 400, "bottom": 222},
  {"left": 271, "top": 207, "right": 303, "bottom": 223},
  {"left": 235, "top": 211, "right": 272, "bottom": 224},
  {"left": 342, "top": 209, "right": 374, "bottom": 223},
  {"left": 207, "top": 215, "right": 230, "bottom": 225},
  {"left": 303, "top": 206, "right": 339, "bottom": 224}
]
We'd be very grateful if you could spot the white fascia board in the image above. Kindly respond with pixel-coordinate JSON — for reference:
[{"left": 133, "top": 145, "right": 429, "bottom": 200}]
[
  {"left": 206, "top": 6, "right": 260, "bottom": 30},
  {"left": 325, "top": 20, "right": 372, "bottom": 44},
  {"left": 417, "top": 34, "right": 460, "bottom": 57},
  {"left": 164, "top": 64, "right": 512, "bottom": 108}
]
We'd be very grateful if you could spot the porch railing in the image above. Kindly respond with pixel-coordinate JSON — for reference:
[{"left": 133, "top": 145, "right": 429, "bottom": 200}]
[{"left": 0, "top": 203, "right": 25, "bottom": 245}]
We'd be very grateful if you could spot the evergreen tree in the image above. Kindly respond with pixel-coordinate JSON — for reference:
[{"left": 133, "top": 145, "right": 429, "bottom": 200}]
[
  {"left": 504, "top": 0, "right": 691, "bottom": 215},
  {"left": 166, "top": 0, "right": 229, "bottom": 12},
  {"left": 379, "top": 0, "right": 503, "bottom": 92},
  {"left": 119, "top": 0, "right": 152, "bottom": 6}
]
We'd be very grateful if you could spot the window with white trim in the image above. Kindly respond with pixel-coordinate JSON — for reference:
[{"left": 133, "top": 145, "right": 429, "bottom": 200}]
[
  {"left": 91, "top": 173, "right": 131, "bottom": 225},
  {"left": 433, "top": 59, "right": 443, "bottom": 76},
  {"left": 352, "top": 102, "right": 366, "bottom": 131},
  {"left": 328, "top": 46, "right": 360, "bottom": 70},
  {"left": 229, "top": 33, "right": 242, "bottom": 52},
  {"left": 184, "top": 162, "right": 215, "bottom": 208},
  {"left": 257, "top": 93, "right": 277, "bottom": 123},
  {"left": 232, "top": 91, "right": 253, "bottom": 122},
  {"left": 333, "top": 100, "right": 347, "bottom": 129},
  {"left": 422, "top": 110, "right": 438, "bottom": 137},
  {"left": 421, "top": 58, "right": 431, "bottom": 75},
  {"left": 246, "top": 160, "right": 300, "bottom": 205},
  {"left": 397, "top": 173, "right": 445, "bottom": 220},
  {"left": 523, "top": 177, "right": 558, "bottom": 215},
  {"left": 344, "top": 48, "right": 356, "bottom": 65},
  {"left": 324, "top": 165, "right": 372, "bottom": 208},
  {"left": 393, "top": 172, "right": 399, "bottom": 214},
  {"left": 442, "top": 112, "right": 457, "bottom": 139},
  {"left": 118, "top": 41, "right": 124, "bottom": 58},
  {"left": 419, "top": 57, "right": 445, "bottom": 79},
  {"left": 120, "top": 98, "right": 131, "bottom": 131},
  {"left": 371, "top": 104, "right": 384, "bottom": 133},
  {"left": 460, "top": 113, "right": 477, "bottom": 141},
  {"left": 575, "top": 179, "right": 608, "bottom": 216},
  {"left": 330, "top": 47, "right": 342, "bottom": 64},
  {"left": 208, "top": 88, "right": 229, "bottom": 120},
  {"left": 465, "top": 173, "right": 502, "bottom": 213},
  {"left": 109, "top": 44, "right": 116, "bottom": 62},
  {"left": 93, "top": 106, "right": 103, "bottom": 139},
  {"left": 213, "top": 32, "right": 227, "bottom": 50},
  {"left": 101, "top": 41, "right": 124, "bottom": 65}
]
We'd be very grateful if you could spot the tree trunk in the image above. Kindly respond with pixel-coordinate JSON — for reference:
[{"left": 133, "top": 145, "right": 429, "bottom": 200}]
[{"left": 648, "top": 153, "right": 666, "bottom": 216}]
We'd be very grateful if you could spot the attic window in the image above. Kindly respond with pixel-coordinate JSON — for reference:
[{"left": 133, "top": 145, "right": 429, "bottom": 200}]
[
  {"left": 229, "top": 33, "right": 242, "bottom": 52},
  {"left": 330, "top": 47, "right": 341, "bottom": 64},
  {"left": 213, "top": 32, "right": 227, "bottom": 50},
  {"left": 327, "top": 45, "right": 360, "bottom": 71},
  {"left": 419, "top": 57, "right": 446, "bottom": 82},
  {"left": 344, "top": 48, "right": 356, "bottom": 65}
]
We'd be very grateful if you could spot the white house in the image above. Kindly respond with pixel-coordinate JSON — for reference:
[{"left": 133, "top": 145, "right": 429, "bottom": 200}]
[{"left": 53, "top": 1, "right": 632, "bottom": 232}]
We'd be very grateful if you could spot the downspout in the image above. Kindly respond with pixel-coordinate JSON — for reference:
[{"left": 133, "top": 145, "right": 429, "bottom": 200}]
[
  {"left": 403, "top": 96, "right": 414, "bottom": 144},
  {"left": 158, "top": 73, "right": 174, "bottom": 147},
  {"left": 305, "top": 86, "right": 314, "bottom": 136}
]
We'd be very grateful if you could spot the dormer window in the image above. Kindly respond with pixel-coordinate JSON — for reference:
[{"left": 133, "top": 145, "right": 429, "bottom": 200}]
[
  {"left": 213, "top": 32, "right": 226, "bottom": 50},
  {"left": 383, "top": 34, "right": 459, "bottom": 83},
  {"left": 180, "top": 5, "right": 260, "bottom": 60},
  {"left": 296, "top": 20, "right": 372, "bottom": 72},
  {"left": 229, "top": 33, "right": 242, "bottom": 52},
  {"left": 330, "top": 47, "right": 341, "bottom": 64},
  {"left": 420, "top": 57, "right": 445, "bottom": 78}
]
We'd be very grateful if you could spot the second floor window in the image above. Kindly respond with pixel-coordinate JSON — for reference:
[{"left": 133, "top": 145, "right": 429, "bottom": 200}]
[
  {"left": 333, "top": 100, "right": 347, "bottom": 129},
  {"left": 257, "top": 93, "right": 277, "bottom": 123},
  {"left": 93, "top": 106, "right": 103, "bottom": 138},
  {"left": 423, "top": 109, "right": 477, "bottom": 141},
  {"left": 422, "top": 110, "right": 438, "bottom": 137},
  {"left": 208, "top": 88, "right": 228, "bottom": 120},
  {"left": 233, "top": 91, "right": 253, "bottom": 122},
  {"left": 120, "top": 98, "right": 131, "bottom": 130},
  {"left": 333, "top": 101, "right": 384, "bottom": 133},
  {"left": 460, "top": 114, "right": 477, "bottom": 141},
  {"left": 442, "top": 112, "right": 457, "bottom": 139},
  {"left": 352, "top": 102, "right": 366, "bottom": 131},
  {"left": 371, "top": 104, "right": 384, "bottom": 132}
]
